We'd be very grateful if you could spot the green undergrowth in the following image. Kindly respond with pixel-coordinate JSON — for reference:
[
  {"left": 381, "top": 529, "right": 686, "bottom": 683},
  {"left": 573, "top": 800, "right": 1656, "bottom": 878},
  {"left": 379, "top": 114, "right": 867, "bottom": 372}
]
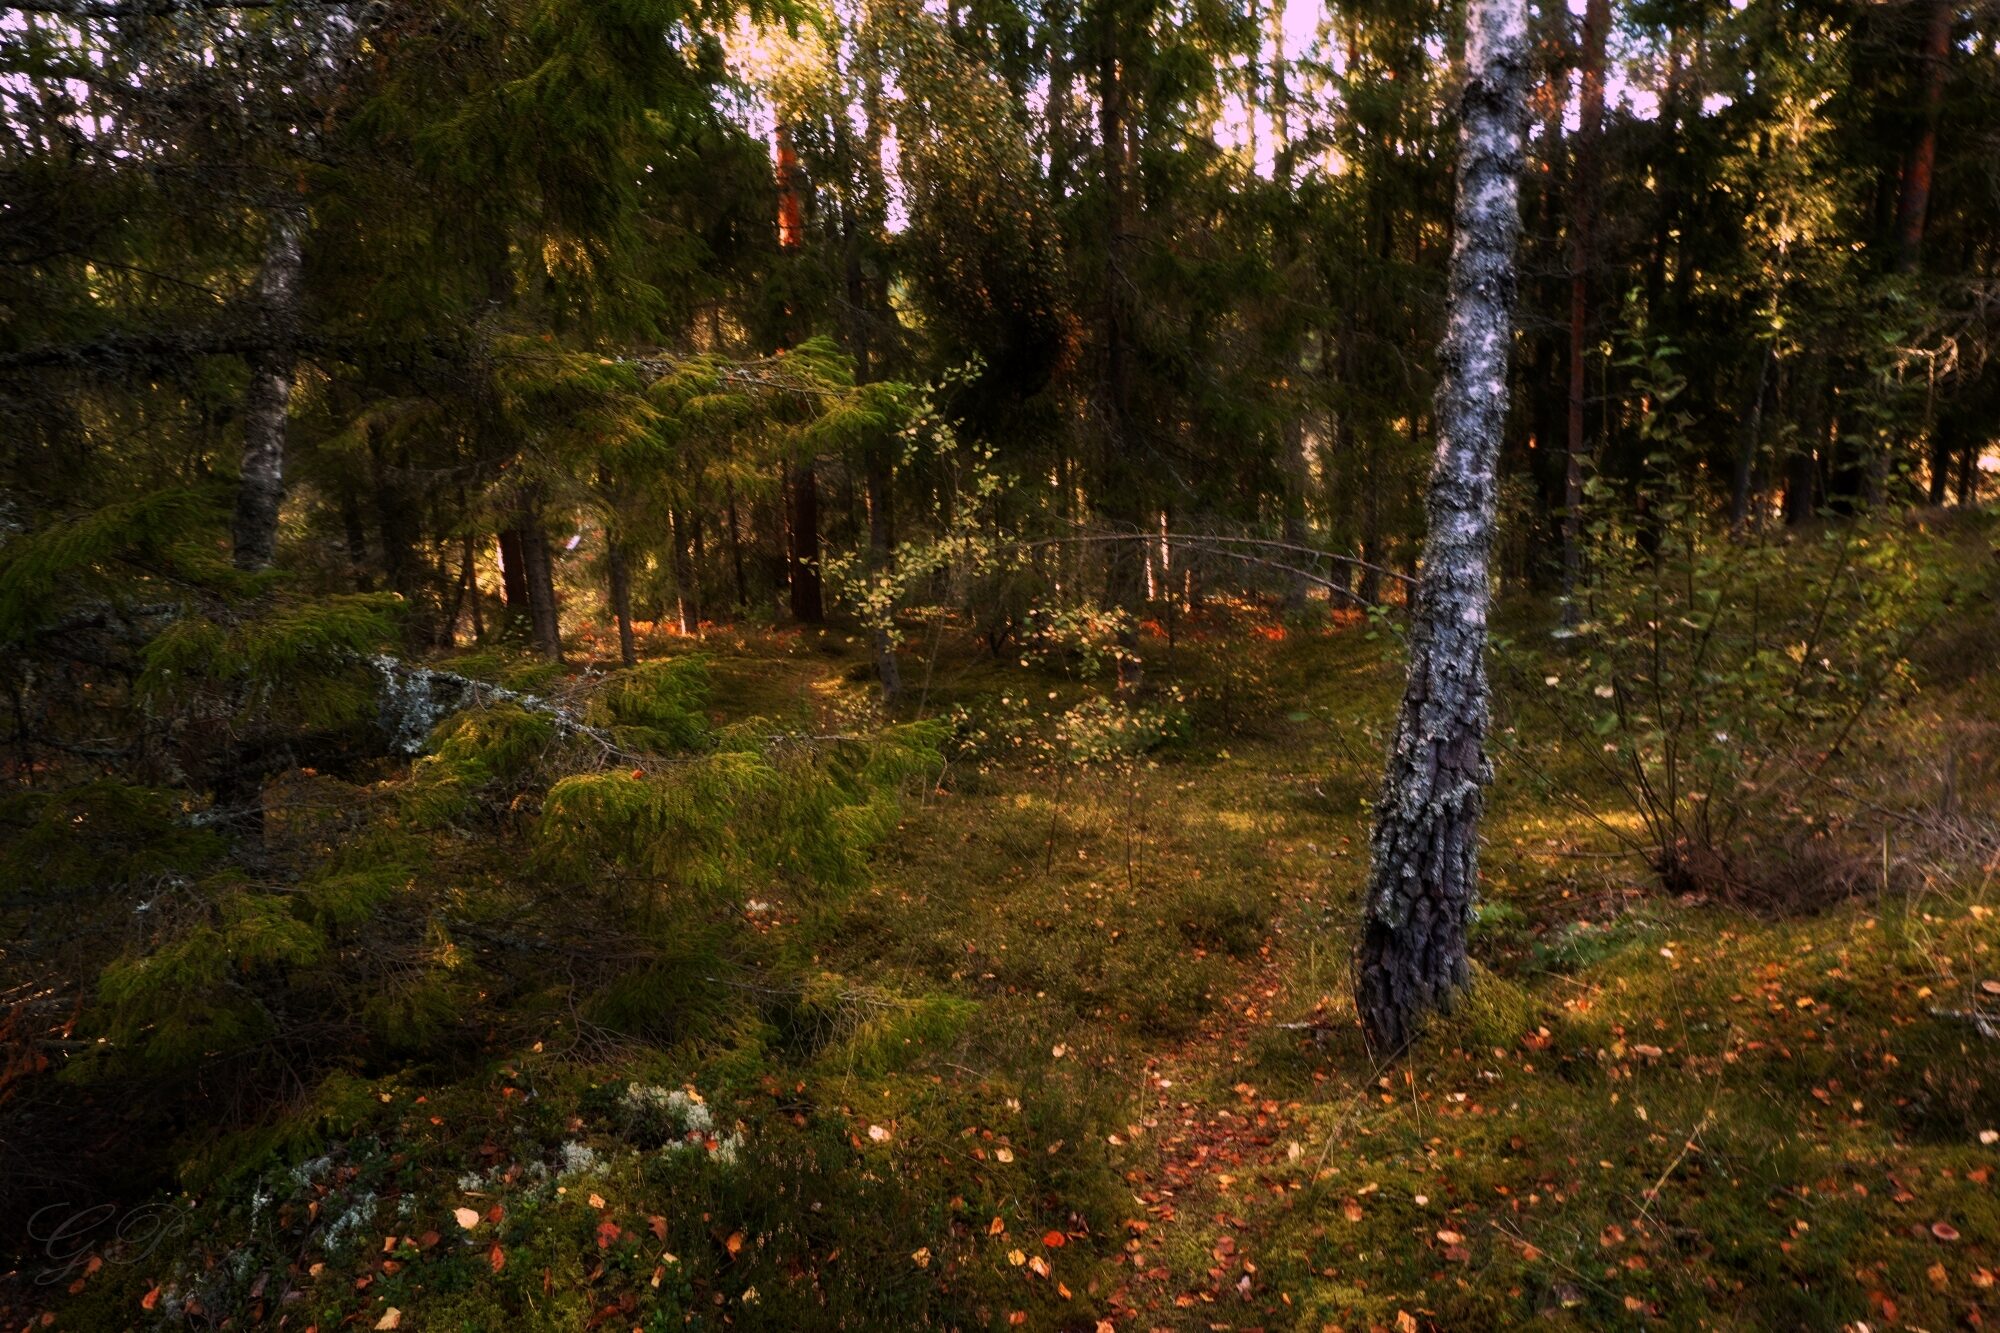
[{"left": 11, "top": 574, "right": 2000, "bottom": 1331}]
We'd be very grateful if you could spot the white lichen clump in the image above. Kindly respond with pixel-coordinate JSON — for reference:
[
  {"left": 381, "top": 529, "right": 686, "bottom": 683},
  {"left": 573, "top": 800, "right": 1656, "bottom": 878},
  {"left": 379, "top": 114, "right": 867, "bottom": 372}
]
[{"left": 620, "top": 1082, "right": 743, "bottom": 1164}]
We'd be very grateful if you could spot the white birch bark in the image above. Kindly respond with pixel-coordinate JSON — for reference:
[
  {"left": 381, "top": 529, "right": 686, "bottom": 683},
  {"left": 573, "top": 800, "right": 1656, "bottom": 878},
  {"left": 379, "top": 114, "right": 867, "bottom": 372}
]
[
  {"left": 231, "top": 208, "right": 304, "bottom": 571},
  {"left": 1354, "top": 0, "right": 1530, "bottom": 1053}
]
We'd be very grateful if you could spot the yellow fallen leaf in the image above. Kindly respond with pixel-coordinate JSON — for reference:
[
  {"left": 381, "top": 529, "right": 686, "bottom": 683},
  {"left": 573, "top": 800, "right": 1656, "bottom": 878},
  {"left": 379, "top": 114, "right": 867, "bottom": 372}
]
[
  {"left": 454, "top": 1207, "right": 480, "bottom": 1230},
  {"left": 375, "top": 1310, "right": 403, "bottom": 1331}
]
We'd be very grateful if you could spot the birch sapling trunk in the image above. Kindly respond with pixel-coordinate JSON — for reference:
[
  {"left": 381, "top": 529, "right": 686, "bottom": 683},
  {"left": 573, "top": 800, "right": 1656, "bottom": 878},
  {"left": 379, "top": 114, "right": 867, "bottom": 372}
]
[
  {"left": 1354, "top": 0, "right": 1529, "bottom": 1056},
  {"left": 231, "top": 208, "right": 304, "bottom": 571}
]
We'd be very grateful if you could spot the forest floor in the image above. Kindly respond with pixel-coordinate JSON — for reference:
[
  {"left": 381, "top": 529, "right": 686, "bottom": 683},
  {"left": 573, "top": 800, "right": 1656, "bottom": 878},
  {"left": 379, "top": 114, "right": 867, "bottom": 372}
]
[{"left": 8, "top": 586, "right": 2000, "bottom": 1331}]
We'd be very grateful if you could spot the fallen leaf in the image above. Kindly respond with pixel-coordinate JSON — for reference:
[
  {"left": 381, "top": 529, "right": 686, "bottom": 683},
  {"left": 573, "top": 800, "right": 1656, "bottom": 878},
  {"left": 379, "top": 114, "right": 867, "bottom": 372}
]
[
  {"left": 1436, "top": 1229, "right": 1464, "bottom": 1245},
  {"left": 867, "top": 1124, "right": 891, "bottom": 1142},
  {"left": 375, "top": 1311, "right": 402, "bottom": 1331},
  {"left": 454, "top": 1207, "right": 480, "bottom": 1230},
  {"left": 595, "top": 1220, "right": 621, "bottom": 1249},
  {"left": 140, "top": 1289, "right": 161, "bottom": 1312},
  {"left": 989, "top": 1216, "right": 1006, "bottom": 1235},
  {"left": 1933, "top": 1222, "right": 1961, "bottom": 1242},
  {"left": 489, "top": 1244, "right": 506, "bottom": 1273},
  {"left": 911, "top": 1247, "right": 932, "bottom": 1268},
  {"left": 1008, "top": 1248, "right": 1027, "bottom": 1267},
  {"left": 650, "top": 1215, "right": 668, "bottom": 1241},
  {"left": 1028, "top": 1255, "right": 1051, "bottom": 1278},
  {"left": 726, "top": 1231, "right": 745, "bottom": 1257},
  {"left": 995, "top": 1147, "right": 1015, "bottom": 1163},
  {"left": 1042, "top": 1230, "right": 1067, "bottom": 1248},
  {"left": 587, "top": 1193, "right": 606, "bottom": 1210}
]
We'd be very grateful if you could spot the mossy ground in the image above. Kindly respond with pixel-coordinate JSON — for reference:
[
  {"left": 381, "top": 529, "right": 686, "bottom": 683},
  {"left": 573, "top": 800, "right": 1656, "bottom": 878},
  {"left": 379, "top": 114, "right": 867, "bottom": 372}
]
[{"left": 6, "top": 601, "right": 1999, "bottom": 1332}]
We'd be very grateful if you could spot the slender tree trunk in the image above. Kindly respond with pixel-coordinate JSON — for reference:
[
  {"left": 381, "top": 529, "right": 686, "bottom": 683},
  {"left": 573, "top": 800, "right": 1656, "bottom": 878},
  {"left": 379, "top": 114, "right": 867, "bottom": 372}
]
[
  {"left": 1095, "top": 1, "right": 1144, "bottom": 686},
  {"left": 1731, "top": 343, "right": 1776, "bottom": 530},
  {"left": 1269, "top": 0, "right": 1313, "bottom": 614},
  {"left": 231, "top": 209, "right": 304, "bottom": 571},
  {"left": 1927, "top": 415, "right": 1956, "bottom": 507},
  {"left": 606, "top": 537, "right": 638, "bottom": 666},
  {"left": 1558, "top": 0, "right": 1608, "bottom": 624},
  {"left": 1357, "top": 432, "right": 1382, "bottom": 606},
  {"left": 672, "top": 508, "right": 700, "bottom": 635},
  {"left": 787, "top": 461, "right": 824, "bottom": 624},
  {"left": 1047, "top": 1, "right": 1074, "bottom": 199},
  {"left": 368, "top": 422, "right": 430, "bottom": 642},
  {"left": 724, "top": 479, "right": 748, "bottom": 611},
  {"left": 1894, "top": 0, "right": 1953, "bottom": 275},
  {"left": 340, "top": 489, "right": 373, "bottom": 591},
  {"left": 1354, "top": 0, "right": 1529, "bottom": 1055},
  {"left": 514, "top": 505, "right": 562, "bottom": 661},
  {"left": 775, "top": 121, "right": 805, "bottom": 252},
  {"left": 497, "top": 530, "right": 530, "bottom": 612},
  {"left": 865, "top": 442, "right": 902, "bottom": 702},
  {"left": 443, "top": 535, "right": 476, "bottom": 648}
]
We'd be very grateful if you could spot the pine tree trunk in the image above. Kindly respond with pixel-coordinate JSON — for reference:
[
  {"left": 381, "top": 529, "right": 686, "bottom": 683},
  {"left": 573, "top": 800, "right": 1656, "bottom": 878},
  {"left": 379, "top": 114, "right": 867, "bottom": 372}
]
[
  {"left": 1731, "top": 344, "right": 1776, "bottom": 530},
  {"left": 1270, "top": 0, "right": 1313, "bottom": 614},
  {"left": 515, "top": 508, "right": 562, "bottom": 661},
  {"left": 725, "top": 480, "right": 749, "bottom": 611},
  {"left": 787, "top": 461, "right": 824, "bottom": 624},
  {"left": 1355, "top": 0, "right": 1529, "bottom": 1056},
  {"left": 340, "top": 490, "right": 373, "bottom": 591},
  {"left": 1894, "top": 0, "right": 1952, "bottom": 275},
  {"left": 1095, "top": 2, "right": 1144, "bottom": 686},
  {"left": 497, "top": 530, "right": 530, "bottom": 613},
  {"left": 672, "top": 508, "right": 700, "bottom": 635},
  {"left": 231, "top": 209, "right": 304, "bottom": 571},
  {"left": 1927, "top": 415, "right": 1956, "bottom": 507},
  {"left": 1558, "top": 0, "right": 1608, "bottom": 625},
  {"left": 607, "top": 537, "right": 638, "bottom": 666}
]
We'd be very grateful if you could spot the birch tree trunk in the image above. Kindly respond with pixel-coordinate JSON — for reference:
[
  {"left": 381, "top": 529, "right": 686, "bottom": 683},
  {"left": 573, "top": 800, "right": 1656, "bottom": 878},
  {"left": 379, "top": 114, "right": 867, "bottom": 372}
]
[
  {"left": 230, "top": 208, "right": 304, "bottom": 571},
  {"left": 1354, "top": 0, "right": 1529, "bottom": 1055}
]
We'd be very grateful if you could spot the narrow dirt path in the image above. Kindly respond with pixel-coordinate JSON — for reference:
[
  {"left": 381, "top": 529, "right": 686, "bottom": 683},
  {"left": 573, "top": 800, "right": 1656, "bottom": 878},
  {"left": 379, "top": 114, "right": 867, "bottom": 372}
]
[{"left": 1107, "top": 919, "right": 1318, "bottom": 1329}]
